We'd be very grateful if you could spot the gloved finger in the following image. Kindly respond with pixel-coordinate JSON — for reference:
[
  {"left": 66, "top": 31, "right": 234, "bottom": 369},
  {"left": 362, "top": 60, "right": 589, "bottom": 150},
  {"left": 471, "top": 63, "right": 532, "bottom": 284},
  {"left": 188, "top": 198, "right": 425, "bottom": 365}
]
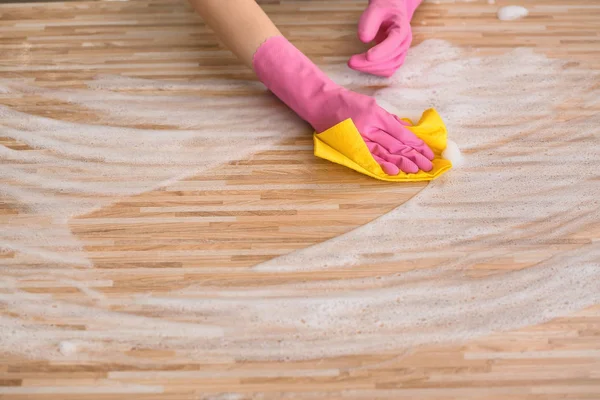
[
  {"left": 366, "top": 23, "right": 411, "bottom": 62},
  {"left": 348, "top": 52, "right": 374, "bottom": 73},
  {"left": 365, "top": 35, "right": 411, "bottom": 70},
  {"left": 370, "top": 129, "right": 433, "bottom": 171},
  {"left": 355, "top": 61, "right": 403, "bottom": 77},
  {"left": 347, "top": 54, "right": 401, "bottom": 77},
  {"left": 354, "top": 30, "right": 410, "bottom": 71},
  {"left": 382, "top": 114, "right": 435, "bottom": 160},
  {"left": 365, "top": 139, "right": 400, "bottom": 174},
  {"left": 397, "top": 146, "right": 434, "bottom": 171},
  {"left": 366, "top": 140, "right": 420, "bottom": 174},
  {"left": 348, "top": 51, "right": 407, "bottom": 77},
  {"left": 366, "top": 142, "right": 419, "bottom": 175},
  {"left": 372, "top": 153, "right": 401, "bottom": 175},
  {"left": 357, "top": 7, "right": 388, "bottom": 43}
]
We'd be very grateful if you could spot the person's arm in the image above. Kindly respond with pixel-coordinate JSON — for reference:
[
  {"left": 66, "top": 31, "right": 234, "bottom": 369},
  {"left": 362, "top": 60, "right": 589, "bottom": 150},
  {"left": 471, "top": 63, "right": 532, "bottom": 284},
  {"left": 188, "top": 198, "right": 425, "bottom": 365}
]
[
  {"left": 188, "top": 0, "right": 281, "bottom": 68},
  {"left": 189, "top": 0, "right": 433, "bottom": 174}
]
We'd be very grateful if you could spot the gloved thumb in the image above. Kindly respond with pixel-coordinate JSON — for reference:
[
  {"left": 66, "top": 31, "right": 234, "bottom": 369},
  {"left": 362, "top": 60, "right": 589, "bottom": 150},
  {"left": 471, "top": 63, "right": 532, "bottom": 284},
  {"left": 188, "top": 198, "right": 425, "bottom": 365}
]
[{"left": 357, "top": 6, "right": 387, "bottom": 43}]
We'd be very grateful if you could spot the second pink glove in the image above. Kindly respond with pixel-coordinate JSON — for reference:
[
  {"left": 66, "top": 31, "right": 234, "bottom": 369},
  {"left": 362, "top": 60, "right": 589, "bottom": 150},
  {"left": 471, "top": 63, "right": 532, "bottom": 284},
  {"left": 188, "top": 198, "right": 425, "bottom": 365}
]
[{"left": 349, "top": 0, "right": 422, "bottom": 77}]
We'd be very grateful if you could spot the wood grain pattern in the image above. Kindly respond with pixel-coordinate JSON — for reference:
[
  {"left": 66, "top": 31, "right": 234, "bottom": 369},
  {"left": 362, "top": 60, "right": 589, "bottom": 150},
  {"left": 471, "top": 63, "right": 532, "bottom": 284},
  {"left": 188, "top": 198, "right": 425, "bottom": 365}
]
[{"left": 1, "top": 0, "right": 599, "bottom": 398}]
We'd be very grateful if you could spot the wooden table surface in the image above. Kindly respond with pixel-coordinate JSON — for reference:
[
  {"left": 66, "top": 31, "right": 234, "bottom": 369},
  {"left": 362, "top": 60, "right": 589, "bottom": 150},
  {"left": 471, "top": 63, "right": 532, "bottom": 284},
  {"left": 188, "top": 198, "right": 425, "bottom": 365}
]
[{"left": 1, "top": 0, "right": 599, "bottom": 398}]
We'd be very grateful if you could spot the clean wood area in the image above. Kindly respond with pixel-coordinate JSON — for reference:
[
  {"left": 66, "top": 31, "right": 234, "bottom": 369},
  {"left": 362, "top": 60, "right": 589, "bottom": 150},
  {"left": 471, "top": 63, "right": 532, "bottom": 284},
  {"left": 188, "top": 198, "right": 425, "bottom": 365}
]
[{"left": 1, "top": 0, "right": 599, "bottom": 398}]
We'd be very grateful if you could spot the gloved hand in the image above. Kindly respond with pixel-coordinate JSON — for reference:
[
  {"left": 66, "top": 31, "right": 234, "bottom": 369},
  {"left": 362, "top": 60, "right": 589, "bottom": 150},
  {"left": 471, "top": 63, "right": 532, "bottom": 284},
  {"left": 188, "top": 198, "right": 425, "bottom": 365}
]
[
  {"left": 348, "top": 0, "right": 422, "bottom": 77},
  {"left": 253, "top": 36, "right": 433, "bottom": 175}
]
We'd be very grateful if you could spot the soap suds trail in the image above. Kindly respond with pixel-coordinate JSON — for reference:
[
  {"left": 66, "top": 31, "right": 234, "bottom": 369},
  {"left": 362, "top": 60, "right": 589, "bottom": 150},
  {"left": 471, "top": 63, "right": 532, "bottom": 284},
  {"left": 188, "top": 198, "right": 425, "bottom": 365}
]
[
  {"left": 0, "top": 78, "right": 306, "bottom": 265},
  {"left": 1, "top": 40, "right": 599, "bottom": 361}
]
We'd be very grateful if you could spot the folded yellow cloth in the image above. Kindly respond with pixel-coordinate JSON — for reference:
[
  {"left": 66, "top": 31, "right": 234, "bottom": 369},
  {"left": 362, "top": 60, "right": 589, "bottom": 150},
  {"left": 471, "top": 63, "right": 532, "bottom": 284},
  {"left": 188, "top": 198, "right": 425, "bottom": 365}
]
[{"left": 313, "top": 108, "right": 452, "bottom": 182}]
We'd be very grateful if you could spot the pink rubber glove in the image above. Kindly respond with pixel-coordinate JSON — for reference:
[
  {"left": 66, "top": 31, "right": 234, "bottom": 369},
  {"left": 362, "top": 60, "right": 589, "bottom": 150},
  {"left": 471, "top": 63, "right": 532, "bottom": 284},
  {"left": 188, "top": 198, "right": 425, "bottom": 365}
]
[
  {"left": 348, "top": 0, "right": 422, "bottom": 77},
  {"left": 253, "top": 36, "right": 433, "bottom": 175}
]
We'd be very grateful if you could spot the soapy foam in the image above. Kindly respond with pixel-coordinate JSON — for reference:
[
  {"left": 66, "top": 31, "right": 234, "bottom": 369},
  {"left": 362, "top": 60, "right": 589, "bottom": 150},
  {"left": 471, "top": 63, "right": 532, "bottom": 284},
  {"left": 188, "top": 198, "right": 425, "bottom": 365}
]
[
  {"left": 58, "top": 341, "right": 77, "bottom": 356},
  {"left": 441, "top": 139, "right": 464, "bottom": 167},
  {"left": 497, "top": 5, "right": 529, "bottom": 21},
  {"left": 0, "top": 79, "right": 306, "bottom": 265},
  {"left": 1, "top": 40, "right": 599, "bottom": 361}
]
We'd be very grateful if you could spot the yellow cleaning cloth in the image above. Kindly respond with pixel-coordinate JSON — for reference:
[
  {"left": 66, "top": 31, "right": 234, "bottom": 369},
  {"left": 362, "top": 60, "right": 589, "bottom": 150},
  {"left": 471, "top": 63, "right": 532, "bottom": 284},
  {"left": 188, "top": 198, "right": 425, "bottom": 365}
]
[{"left": 313, "top": 108, "right": 452, "bottom": 182}]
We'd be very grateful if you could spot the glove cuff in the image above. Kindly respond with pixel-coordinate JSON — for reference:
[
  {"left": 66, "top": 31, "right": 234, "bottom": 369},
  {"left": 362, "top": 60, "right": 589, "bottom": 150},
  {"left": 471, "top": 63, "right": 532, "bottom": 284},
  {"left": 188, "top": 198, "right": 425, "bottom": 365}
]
[{"left": 252, "top": 36, "right": 342, "bottom": 132}]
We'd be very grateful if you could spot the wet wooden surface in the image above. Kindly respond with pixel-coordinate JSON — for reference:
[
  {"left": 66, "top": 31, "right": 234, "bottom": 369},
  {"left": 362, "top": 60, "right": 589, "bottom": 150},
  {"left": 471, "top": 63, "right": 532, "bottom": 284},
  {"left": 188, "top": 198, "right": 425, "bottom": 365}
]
[{"left": 1, "top": 0, "right": 599, "bottom": 398}]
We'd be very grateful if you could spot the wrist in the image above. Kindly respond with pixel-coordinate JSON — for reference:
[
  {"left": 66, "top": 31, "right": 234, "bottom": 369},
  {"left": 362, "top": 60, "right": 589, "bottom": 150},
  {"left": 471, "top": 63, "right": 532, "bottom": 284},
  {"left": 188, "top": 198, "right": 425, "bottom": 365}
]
[{"left": 252, "top": 36, "right": 342, "bottom": 131}]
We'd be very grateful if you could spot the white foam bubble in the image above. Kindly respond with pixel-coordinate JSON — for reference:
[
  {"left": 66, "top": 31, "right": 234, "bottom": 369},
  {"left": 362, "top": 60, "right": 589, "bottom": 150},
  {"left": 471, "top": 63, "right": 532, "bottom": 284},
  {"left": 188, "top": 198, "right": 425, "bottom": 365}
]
[
  {"left": 441, "top": 139, "right": 464, "bottom": 167},
  {"left": 497, "top": 5, "right": 529, "bottom": 21},
  {"left": 59, "top": 341, "right": 77, "bottom": 356}
]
